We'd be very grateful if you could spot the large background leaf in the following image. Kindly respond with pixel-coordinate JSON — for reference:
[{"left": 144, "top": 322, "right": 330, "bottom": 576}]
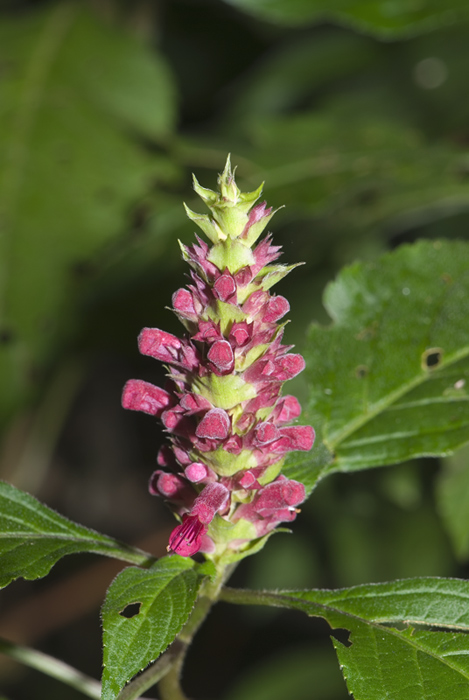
[
  {"left": 101, "top": 556, "right": 204, "bottom": 700},
  {"left": 0, "top": 3, "right": 176, "bottom": 427},
  {"left": 284, "top": 239, "right": 469, "bottom": 492},
  {"left": 222, "top": 577, "right": 469, "bottom": 699},
  {"left": 0, "top": 481, "right": 152, "bottom": 588},
  {"left": 224, "top": 0, "right": 469, "bottom": 37}
]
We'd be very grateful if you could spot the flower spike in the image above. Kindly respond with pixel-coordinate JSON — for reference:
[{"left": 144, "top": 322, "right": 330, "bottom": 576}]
[{"left": 123, "top": 157, "right": 314, "bottom": 562}]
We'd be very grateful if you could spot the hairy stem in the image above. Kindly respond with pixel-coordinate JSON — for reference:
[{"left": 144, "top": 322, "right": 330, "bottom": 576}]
[
  {"left": 116, "top": 639, "right": 186, "bottom": 700},
  {"left": 157, "top": 562, "right": 237, "bottom": 700},
  {"left": 0, "top": 636, "right": 101, "bottom": 699}
]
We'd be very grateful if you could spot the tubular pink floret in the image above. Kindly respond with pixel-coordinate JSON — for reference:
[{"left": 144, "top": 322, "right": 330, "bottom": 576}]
[
  {"left": 168, "top": 515, "right": 208, "bottom": 556},
  {"left": 122, "top": 380, "right": 172, "bottom": 416},
  {"left": 138, "top": 328, "right": 181, "bottom": 361},
  {"left": 122, "top": 159, "right": 314, "bottom": 558}
]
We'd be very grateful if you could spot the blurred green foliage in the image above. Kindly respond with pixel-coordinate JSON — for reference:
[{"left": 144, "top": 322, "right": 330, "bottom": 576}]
[{"left": 1, "top": 1, "right": 469, "bottom": 698}]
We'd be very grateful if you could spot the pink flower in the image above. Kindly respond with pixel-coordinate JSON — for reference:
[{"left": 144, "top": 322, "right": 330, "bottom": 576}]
[{"left": 123, "top": 157, "right": 314, "bottom": 559}]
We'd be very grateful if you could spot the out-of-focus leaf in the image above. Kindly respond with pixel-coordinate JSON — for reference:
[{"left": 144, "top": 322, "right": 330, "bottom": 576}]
[
  {"left": 224, "top": 32, "right": 379, "bottom": 128},
  {"left": 224, "top": 0, "right": 469, "bottom": 38},
  {"left": 101, "top": 557, "right": 203, "bottom": 700},
  {"left": 0, "top": 481, "right": 153, "bottom": 588},
  {"left": 223, "top": 646, "right": 346, "bottom": 700},
  {"left": 284, "top": 240, "right": 469, "bottom": 493},
  {"left": 0, "top": 3, "right": 176, "bottom": 426},
  {"left": 222, "top": 577, "right": 469, "bottom": 700},
  {"left": 436, "top": 444, "right": 469, "bottom": 560},
  {"left": 242, "top": 114, "right": 469, "bottom": 234}
]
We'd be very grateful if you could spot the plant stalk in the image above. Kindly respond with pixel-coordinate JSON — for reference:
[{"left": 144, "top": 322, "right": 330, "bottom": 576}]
[{"left": 0, "top": 636, "right": 102, "bottom": 699}]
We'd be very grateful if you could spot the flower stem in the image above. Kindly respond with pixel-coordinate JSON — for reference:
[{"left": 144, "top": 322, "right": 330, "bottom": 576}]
[
  {"left": 157, "top": 562, "right": 237, "bottom": 700},
  {"left": 116, "top": 639, "right": 186, "bottom": 700},
  {"left": 0, "top": 636, "right": 101, "bottom": 699}
]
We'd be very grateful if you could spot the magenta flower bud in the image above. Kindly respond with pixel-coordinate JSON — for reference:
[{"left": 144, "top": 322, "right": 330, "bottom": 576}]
[
  {"left": 262, "top": 296, "right": 290, "bottom": 324},
  {"left": 191, "top": 482, "right": 230, "bottom": 523},
  {"left": 276, "top": 425, "right": 315, "bottom": 452},
  {"left": 180, "top": 393, "right": 212, "bottom": 414},
  {"left": 234, "top": 267, "right": 253, "bottom": 286},
  {"left": 254, "top": 477, "right": 305, "bottom": 517},
  {"left": 243, "top": 290, "right": 269, "bottom": 318},
  {"left": 274, "top": 395, "right": 302, "bottom": 423},
  {"left": 236, "top": 412, "right": 256, "bottom": 433},
  {"left": 224, "top": 434, "right": 243, "bottom": 454},
  {"left": 138, "top": 328, "right": 181, "bottom": 362},
  {"left": 172, "top": 444, "right": 192, "bottom": 465},
  {"left": 123, "top": 158, "right": 314, "bottom": 558},
  {"left": 270, "top": 354, "right": 306, "bottom": 381},
  {"left": 150, "top": 471, "right": 193, "bottom": 504},
  {"left": 229, "top": 321, "right": 252, "bottom": 347},
  {"left": 251, "top": 235, "right": 282, "bottom": 275},
  {"left": 207, "top": 339, "right": 235, "bottom": 374},
  {"left": 173, "top": 288, "right": 197, "bottom": 318},
  {"left": 193, "top": 320, "right": 223, "bottom": 343},
  {"left": 255, "top": 422, "right": 281, "bottom": 445},
  {"left": 196, "top": 408, "right": 231, "bottom": 440},
  {"left": 238, "top": 470, "right": 260, "bottom": 490},
  {"left": 185, "top": 462, "right": 209, "bottom": 482},
  {"left": 213, "top": 271, "right": 237, "bottom": 302},
  {"left": 121, "top": 380, "right": 172, "bottom": 417},
  {"left": 161, "top": 409, "right": 194, "bottom": 436}
]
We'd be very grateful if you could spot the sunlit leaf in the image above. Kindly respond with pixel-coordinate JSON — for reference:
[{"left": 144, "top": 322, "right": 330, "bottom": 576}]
[{"left": 284, "top": 240, "right": 469, "bottom": 493}]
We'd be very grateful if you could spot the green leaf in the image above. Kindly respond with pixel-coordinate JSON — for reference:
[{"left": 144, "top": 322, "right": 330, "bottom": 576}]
[
  {"left": 436, "top": 444, "right": 469, "bottom": 560},
  {"left": 285, "top": 240, "right": 469, "bottom": 493},
  {"left": 0, "top": 481, "right": 152, "bottom": 588},
  {"left": 222, "top": 577, "right": 469, "bottom": 700},
  {"left": 242, "top": 114, "right": 469, "bottom": 234},
  {"left": 101, "top": 557, "right": 203, "bottom": 700},
  {"left": 0, "top": 3, "right": 176, "bottom": 426},
  {"left": 224, "top": 0, "right": 469, "bottom": 38}
]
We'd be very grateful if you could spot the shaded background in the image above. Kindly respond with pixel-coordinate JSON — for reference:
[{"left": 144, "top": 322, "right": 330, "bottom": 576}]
[{"left": 1, "top": 0, "right": 469, "bottom": 698}]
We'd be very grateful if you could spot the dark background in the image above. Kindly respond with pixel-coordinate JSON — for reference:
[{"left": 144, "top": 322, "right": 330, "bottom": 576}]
[{"left": 1, "top": 1, "right": 469, "bottom": 698}]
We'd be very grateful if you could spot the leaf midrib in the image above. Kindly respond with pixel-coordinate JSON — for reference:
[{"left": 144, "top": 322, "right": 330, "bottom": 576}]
[
  {"left": 226, "top": 588, "right": 469, "bottom": 680},
  {"left": 326, "top": 345, "right": 469, "bottom": 452}
]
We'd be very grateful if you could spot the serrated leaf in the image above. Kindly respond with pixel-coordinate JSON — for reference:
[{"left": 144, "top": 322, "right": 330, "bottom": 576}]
[
  {"left": 101, "top": 557, "right": 203, "bottom": 700},
  {"left": 223, "top": 577, "right": 469, "bottom": 700},
  {"left": 0, "top": 481, "right": 152, "bottom": 588},
  {"left": 224, "top": 0, "right": 469, "bottom": 38},
  {"left": 0, "top": 3, "right": 176, "bottom": 426},
  {"left": 285, "top": 240, "right": 469, "bottom": 493}
]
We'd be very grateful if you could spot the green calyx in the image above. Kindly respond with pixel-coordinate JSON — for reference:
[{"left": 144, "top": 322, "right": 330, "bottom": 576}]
[{"left": 185, "top": 155, "right": 272, "bottom": 245}]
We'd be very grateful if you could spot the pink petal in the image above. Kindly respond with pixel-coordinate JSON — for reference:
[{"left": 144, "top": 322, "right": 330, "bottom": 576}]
[
  {"left": 196, "top": 408, "right": 231, "bottom": 440},
  {"left": 168, "top": 515, "right": 207, "bottom": 556},
  {"left": 213, "top": 272, "right": 237, "bottom": 302},
  {"left": 207, "top": 340, "right": 234, "bottom": 373}
]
